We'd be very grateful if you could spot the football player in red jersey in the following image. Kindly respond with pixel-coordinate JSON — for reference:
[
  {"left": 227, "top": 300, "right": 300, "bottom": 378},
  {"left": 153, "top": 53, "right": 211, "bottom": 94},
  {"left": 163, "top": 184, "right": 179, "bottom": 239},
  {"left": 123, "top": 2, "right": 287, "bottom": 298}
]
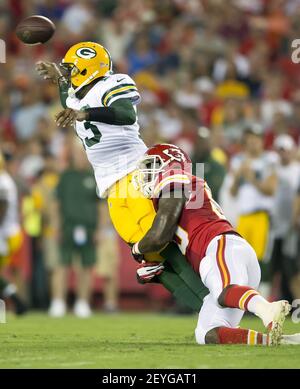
[{"left": 132, "top": 144, "right": 292, "bottom": 346}]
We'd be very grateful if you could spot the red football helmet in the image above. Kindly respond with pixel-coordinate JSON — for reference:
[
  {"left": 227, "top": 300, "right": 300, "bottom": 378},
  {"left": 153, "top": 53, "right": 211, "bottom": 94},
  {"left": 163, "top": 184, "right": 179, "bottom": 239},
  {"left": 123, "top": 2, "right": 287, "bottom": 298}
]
[{"left": 136, "top": 143, "right": 192, "bottom": 198}]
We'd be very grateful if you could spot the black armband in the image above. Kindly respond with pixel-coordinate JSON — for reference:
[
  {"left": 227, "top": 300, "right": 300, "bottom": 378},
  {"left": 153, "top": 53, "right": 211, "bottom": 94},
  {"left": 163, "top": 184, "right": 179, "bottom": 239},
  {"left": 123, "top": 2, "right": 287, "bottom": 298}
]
[
  {"left": 86, "top": 98, "right": 137, "bottom": 126},
  {"left": 86, "top": 107, "right": 116, "bottom": 124}
]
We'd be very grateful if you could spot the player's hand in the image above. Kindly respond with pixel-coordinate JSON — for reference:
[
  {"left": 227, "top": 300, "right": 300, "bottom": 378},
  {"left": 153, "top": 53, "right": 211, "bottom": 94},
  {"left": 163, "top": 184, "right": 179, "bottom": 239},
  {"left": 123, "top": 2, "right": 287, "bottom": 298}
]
[
  {"left": 242, "top": 166, "right": 255, "bottom": 183},
  {"left": 136, "top": 260, "right": 164, "bottom": 283},
  {"left": 131, "top": 251, "right": 144, "bottom": 264},
  {"left": 55, "top": 108, "right": 88, "bottom": 127},
  {"left": 35, "top": 61, "right": 63, "bottom": 84}
]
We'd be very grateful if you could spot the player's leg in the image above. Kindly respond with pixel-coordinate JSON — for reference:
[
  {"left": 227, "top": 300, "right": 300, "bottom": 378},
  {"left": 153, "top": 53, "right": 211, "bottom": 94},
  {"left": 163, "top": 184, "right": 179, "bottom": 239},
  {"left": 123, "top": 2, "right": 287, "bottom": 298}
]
[
  {"left": 195, "top": 236, "right": 268, "bottom": 345},
  {"left": 195, "top": 293, "right": 269, "bottom": 345},
  {"left": 74, "top": 264, "right": 93, "bottom": 318},
  {"left": 74, "top": 232, "right": 95, "bottom": 318},
  {"left": 107, "top": 172, "right": 158, "bottom": 246},
  {"left": 96, "top": 228, "right": 119, "bottom": 312},
  {"left": 197, "top": 234, "right": 290, "bottom": 345},
  {"left": 217, "top": 235, "right": 290, "bottom": 342},
  {"left": 48, "top": 227, "right": 72, "bottom": 317},
  {"left": 48, "top": 265, "right": 67, "bottom": 317},
  {"left": 160, "top": 242, "right": 208, "bottom": 308}
]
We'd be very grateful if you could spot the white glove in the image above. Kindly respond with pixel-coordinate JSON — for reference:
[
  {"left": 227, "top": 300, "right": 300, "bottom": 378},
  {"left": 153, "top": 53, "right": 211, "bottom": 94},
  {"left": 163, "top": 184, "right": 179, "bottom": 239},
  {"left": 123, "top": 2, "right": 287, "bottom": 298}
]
[{"left": 136, "top": 260, "right": 164, "bottom": 283}]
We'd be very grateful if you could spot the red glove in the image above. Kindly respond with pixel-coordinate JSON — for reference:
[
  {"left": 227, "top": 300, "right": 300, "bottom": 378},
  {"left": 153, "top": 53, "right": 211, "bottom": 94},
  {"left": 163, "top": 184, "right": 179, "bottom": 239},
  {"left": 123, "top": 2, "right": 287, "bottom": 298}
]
[{"left": 136, "top": 260, "right": 164, "bottom": 284}]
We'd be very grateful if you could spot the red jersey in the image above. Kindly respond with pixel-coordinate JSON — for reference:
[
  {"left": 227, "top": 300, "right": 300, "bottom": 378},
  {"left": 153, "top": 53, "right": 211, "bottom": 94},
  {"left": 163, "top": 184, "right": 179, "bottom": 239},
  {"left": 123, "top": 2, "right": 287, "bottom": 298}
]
[{"left": 152, "top": 170, "right": 236, "bottom": 272}]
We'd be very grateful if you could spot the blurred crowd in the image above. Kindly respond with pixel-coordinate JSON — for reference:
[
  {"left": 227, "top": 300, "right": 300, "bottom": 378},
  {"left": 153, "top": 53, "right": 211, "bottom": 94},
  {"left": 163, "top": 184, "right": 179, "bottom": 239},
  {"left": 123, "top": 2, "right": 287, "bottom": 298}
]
[{"left": 1, "top": 0, "right": 300, "bottom": 314}]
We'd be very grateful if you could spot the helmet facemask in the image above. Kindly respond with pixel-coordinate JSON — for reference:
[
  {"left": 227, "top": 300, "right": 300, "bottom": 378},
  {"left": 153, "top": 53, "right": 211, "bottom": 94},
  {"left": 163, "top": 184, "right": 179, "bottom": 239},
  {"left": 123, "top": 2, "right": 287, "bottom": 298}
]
[
  {"left": 59, "top": 61, "right": 100, "bottom": 96},
  {"left": 59, "top": 62, "right": 80, "bottom": 87},
  {"left": 136, "top": 155, "right": 166, "bottom": 198}
]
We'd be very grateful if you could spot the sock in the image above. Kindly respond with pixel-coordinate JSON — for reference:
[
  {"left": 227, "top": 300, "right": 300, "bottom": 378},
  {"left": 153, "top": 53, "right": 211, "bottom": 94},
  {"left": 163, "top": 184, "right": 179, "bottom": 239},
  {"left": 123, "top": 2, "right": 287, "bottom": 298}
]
[
  {"left": 217, "top": 327, "right": 268, "bottom": 345},
  {"left": 223, "top": 284, "right": 269, "bottom": 316},
  {"left": 246, "top": 294, "right": 271, "bottom": 318}
]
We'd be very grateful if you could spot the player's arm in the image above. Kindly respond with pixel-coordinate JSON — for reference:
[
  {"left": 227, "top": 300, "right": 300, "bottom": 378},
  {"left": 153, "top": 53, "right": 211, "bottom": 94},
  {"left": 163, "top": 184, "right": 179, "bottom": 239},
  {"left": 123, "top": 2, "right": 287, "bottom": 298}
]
[
  {"left": 248, "top": 172, "right": 278, "bottom": 196},
  {"left": 133, "top": 192, "right": 185, "bottom": 255},
  {"left": 229, "top": 169, "right": 241, "bottom": 197},
  {"left": 36, "top": 62, "right": 138, "bottom": 125},
  {"left": 230, "top": 158, "right": 278, "bottom": 196},
  {"left": 54, "top": 98, "right": 136, "bottom": 127}
]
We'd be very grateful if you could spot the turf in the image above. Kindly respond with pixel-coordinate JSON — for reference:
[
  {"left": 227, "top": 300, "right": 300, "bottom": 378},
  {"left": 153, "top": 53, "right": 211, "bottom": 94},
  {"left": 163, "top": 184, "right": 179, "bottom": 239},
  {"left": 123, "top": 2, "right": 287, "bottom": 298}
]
[{"left": 0, "top": 312, "right": 299, "bottom": 368}]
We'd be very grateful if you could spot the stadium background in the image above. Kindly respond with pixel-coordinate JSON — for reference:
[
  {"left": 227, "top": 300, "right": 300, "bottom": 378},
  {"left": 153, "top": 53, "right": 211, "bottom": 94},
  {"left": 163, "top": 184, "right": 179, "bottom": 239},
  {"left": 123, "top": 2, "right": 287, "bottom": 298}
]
[{"left": 1, "top": 0, "right": 300, "bottom": 313}]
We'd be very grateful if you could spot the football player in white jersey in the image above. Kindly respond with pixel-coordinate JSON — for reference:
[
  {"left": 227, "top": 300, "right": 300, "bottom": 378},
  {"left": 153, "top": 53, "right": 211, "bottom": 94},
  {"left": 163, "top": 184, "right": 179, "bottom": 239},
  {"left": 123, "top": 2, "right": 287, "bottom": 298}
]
[
  {"left": 58, "top": 42, "right": 147, "bottom": 198},
  {"left": 36, "top": 42, "right": 207, "bottom": 312},
  {"left": 36, "top": 42, "right": 150, "bottom": 237},
  {"left": 0, "top": 152, "right": 27, "bottom": 314}
]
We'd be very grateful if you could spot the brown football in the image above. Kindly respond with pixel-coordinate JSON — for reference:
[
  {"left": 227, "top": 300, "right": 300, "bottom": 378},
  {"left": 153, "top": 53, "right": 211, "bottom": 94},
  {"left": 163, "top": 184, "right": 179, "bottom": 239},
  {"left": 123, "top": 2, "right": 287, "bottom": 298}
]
[{"left": 16, "top": 15, "right": 55, "bottom": 45}]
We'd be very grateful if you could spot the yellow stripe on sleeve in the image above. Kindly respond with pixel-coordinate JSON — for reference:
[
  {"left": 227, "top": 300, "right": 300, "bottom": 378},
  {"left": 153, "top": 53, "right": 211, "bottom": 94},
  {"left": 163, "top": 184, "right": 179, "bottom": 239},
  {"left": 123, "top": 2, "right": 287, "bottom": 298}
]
[{"left": 103, "top": 85, "right": 137, "bottom": 106}]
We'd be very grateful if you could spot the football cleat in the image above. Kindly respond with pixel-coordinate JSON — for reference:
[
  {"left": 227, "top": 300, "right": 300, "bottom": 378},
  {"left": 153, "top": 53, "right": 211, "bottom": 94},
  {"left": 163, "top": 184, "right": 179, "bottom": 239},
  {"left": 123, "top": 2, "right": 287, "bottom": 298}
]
[{"left": 261, "top": 300, "right": 291, "bottom": 346}]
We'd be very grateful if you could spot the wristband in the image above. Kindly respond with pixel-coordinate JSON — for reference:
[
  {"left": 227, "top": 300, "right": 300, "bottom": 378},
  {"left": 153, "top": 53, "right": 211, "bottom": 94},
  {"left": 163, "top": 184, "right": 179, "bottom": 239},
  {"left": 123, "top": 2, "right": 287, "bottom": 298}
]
[{"left": 132, "top": 242, "right": 141, "bottom": 255}]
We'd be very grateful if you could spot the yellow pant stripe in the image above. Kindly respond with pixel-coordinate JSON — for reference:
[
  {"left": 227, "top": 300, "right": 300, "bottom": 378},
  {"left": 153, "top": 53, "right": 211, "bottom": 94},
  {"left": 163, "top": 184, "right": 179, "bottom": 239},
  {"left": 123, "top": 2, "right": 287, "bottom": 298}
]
[{"left": 217, "top": 236, "right": 230, "bottom": 288}]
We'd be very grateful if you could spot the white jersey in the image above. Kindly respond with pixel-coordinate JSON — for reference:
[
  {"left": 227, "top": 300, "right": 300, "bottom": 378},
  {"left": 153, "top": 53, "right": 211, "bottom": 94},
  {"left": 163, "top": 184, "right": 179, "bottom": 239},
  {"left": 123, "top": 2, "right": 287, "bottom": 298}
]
[
  {"left": 272, "top": 161, "right": 300, "bottom": 237},
  {"left": 230, "top": 151, "right": 278, "bottom": 215},
  {"left": 0, "top": 171, "right": 20, "bottom": 238},
  {"left": 66, "top": 73, "right": 147, "bottom": 197}
]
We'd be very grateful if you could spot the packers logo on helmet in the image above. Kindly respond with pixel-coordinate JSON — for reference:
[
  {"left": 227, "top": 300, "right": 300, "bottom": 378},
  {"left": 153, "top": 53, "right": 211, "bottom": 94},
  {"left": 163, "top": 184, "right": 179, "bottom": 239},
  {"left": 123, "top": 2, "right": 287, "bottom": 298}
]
[
  {"left": 76, "top": 47, "right": 97, "bottom": 59},
  {"left": 61, "top": 41, "right": 112, "bottom": 93}
]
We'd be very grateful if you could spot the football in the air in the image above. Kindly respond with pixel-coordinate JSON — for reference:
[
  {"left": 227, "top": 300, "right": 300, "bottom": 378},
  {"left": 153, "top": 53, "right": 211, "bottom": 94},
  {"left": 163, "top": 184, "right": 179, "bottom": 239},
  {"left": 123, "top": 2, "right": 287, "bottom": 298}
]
[{"left": 16, "top": 15, "right": 55, "bottom": 45}]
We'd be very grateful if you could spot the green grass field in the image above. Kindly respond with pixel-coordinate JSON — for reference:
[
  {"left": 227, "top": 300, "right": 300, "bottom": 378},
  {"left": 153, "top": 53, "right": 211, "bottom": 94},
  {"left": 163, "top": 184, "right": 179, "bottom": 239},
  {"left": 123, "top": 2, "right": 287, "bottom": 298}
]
[{"left": 0, "top": 312, "right": 300, "bottom": 368}]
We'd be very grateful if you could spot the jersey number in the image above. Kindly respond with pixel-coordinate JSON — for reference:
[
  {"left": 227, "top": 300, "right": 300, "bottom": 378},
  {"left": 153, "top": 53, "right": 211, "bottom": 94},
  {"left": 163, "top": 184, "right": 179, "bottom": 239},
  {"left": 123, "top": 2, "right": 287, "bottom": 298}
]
[{"left": 84, "top": 122, "right": 102, "bottom": 147}]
